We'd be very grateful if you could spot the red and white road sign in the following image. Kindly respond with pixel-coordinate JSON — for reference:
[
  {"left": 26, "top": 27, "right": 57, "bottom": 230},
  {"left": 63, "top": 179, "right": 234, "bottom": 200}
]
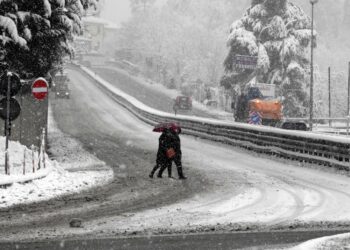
[{"left": 32, "top": 78, "right": 48, "bottom": 100}]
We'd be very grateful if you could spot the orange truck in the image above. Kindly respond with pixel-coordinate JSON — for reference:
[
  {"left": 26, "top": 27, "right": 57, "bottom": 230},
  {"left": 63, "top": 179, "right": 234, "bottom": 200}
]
[
  {"left": 235, "top": 87, "right": 282, "bottom": 125},
  {"left": 249, "top": 99, "right": 283, "bottom": 124},
  {"left": 235, "top": 87, "right": 307, "bottom": 130}
]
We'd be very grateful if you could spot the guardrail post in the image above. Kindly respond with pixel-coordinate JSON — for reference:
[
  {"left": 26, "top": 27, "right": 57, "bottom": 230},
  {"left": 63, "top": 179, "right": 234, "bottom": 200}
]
[
  {"left": 7, "top": 151, "right": 10, "bottom": 176},
  {"left": 23, "top": 148, "right": 26, "bottom": 175},
  {"left": 42, "top": 129, "right": 46, "bottom": 169},
  {"left": 38, "top": 146, "right": 41, "bottom": 170},
  {"left": 31, "top": 145, "right": 35, "bottom": 173}
]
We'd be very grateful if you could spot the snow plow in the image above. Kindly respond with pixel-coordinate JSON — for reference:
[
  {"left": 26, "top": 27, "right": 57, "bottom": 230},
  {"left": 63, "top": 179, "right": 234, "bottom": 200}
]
[
  {"left": 235, "top": 86, "right": 307, "bottom": 130},
  {"left": 249, "top": 99, "right": 282, "bottom": 125}
]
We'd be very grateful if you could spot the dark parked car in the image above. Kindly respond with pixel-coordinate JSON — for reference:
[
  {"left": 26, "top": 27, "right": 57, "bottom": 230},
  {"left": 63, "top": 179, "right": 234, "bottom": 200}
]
[
  {"left": 173, "top": 96, "right": 192, "bottom": 112},
  {"left": 52, "top": 72, "right": 69, "bottom": 91},
  {"left": 55, "top": 85, "right": 70, "bottom": 99}
]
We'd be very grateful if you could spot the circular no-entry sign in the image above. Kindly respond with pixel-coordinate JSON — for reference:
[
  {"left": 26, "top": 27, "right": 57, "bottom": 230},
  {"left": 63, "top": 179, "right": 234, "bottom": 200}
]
[
  {"left": 0, "top": 97, "right": 21, "bottom": 121},
  {"left": 0, "top": 72, "right": 21, "bottom": 97},
  {"left": 32, "top": 77, "right": 48, "bottom": 100}
]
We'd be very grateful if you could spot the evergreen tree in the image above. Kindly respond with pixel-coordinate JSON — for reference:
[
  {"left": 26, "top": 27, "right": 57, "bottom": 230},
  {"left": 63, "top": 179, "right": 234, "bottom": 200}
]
[
  {"left": 0, "top": 0, "right": 99, "bottom": 78},
  {"left": 222, "top": 0, "right": 314, "bottom": 117}
]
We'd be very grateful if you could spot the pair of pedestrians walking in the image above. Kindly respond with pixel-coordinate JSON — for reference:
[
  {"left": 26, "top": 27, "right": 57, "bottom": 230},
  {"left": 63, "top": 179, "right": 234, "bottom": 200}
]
[{"left": 149, "top": 126, "right": 186, "bottom": 179}]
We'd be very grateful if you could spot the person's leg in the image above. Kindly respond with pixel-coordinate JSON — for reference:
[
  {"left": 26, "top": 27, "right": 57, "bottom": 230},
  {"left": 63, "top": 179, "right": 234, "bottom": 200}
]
[
  {"left": 149, "top": 164, "right": 160, "bottom": 178},
  {"left": 167, "top": 162, "right": 172, "bottom": 178},
  {"left": 158, "top": 160, "right": 172, "bottom": 178},
  {"left": 177, "top": 166, "right": 186, "bottom": 179},
  {"left": 157, "top": 163, "right": 167, "bottom": 178},
  {"left": 174, "top": 154, "right": 186, "bottom": 179}
]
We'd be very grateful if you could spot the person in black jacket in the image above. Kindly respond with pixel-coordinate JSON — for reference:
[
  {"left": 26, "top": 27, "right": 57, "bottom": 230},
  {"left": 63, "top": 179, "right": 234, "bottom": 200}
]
[
  {"left": 157, "top": 127, "right": 186, "bottom": 179},
  {"left": 149, "top": 128, "right": 173, "bottom": 178},
  {"left": 149, "top": 127, "right": 186, "bottom": 179}
]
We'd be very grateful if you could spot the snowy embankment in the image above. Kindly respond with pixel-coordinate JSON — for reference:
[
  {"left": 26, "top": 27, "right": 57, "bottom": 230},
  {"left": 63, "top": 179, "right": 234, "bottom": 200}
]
[
  {"left": 99, "top": 64, "right": 350, "bottom": 136},
  {"left": 98, "top": 65, "right": 233, "bottom": 120},
  {"left": 291, "top": 233, "right": 350, "bottom": 250},
  {"left": 0, "top": 107, "right": 113, "bottom": 208},
  {"left": 82, "top": 65, "right": 350, "bottom": 144},
  {"left": 79, "top": 65, "right": 350, "bottom": 172}
]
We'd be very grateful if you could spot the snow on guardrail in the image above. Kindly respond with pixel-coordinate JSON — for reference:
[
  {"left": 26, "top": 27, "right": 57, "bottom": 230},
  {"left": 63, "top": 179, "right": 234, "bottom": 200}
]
[{"left": 74, "top": 64, "right": 350, "bottom": 171}]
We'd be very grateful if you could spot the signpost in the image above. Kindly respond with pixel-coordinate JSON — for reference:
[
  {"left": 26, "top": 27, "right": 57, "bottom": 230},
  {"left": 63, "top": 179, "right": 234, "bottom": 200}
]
[
  {"left": 32, "top": 78, "right": 48, "bottom": 100},
  {"left": 0, "top": 72, "right": 22, "bottom": 175},
  {"left": 234, "top": 55, "right": 258, "bottom": 70}
]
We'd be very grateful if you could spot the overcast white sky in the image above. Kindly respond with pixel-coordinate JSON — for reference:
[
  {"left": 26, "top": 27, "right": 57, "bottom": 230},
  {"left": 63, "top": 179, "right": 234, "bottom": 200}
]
[
  {"left": 100, "top": 0, "right": 131, "bottom": 25},
  {"left": 100, "top": 0, "right": 166, "bottom": 25}
]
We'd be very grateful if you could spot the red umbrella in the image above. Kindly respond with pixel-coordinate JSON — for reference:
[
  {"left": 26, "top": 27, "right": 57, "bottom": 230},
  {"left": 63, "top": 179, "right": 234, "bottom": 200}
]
[{"left": 153, "top": 122, "right": 181, "bottom": 133}]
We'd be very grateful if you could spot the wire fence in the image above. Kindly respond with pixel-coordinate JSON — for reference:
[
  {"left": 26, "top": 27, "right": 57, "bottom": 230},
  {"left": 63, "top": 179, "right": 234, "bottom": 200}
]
[{"left": 5, "top": 128, "right": 47, "bottom": 177}]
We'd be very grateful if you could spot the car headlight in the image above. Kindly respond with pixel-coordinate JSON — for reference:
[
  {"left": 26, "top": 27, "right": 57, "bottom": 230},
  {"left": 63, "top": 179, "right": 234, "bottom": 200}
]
[
  {"left": 66, "top": 92, "right": 69, "bottom": 95},
  {"left": 56, "top": 92, "right": 60, "bottom": 95}
]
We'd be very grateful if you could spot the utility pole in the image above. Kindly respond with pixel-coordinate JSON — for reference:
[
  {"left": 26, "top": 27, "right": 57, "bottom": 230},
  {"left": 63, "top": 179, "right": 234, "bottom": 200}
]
[
  {"left": 309, "top": 0, "right": 318, "bottom": 131},
  {"left": 5, "top": 71, "right": 11, "bottom": 175},
  {"left": 348, "top": 62, "right": 350, "bottom": 116},
  {"left": 347, "top": 62, "right": 350, "bottom": 136},
  {"left": 328, "top": 67, "right": 331, "bottom": 127}
]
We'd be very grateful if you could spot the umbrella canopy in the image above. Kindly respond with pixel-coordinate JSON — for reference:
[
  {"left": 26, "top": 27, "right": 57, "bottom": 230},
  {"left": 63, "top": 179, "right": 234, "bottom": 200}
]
[{"left": 153, "top": 122, "right": 181, "bottom": 133}]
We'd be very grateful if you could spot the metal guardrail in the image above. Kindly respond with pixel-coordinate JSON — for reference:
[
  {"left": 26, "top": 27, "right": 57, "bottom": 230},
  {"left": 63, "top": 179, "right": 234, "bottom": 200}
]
[
  {"left": 287, "top": 117, "right": 350, "bottom": 135},
  {"left": 72, "top": 64, "right": 350, "bottom": 171}
]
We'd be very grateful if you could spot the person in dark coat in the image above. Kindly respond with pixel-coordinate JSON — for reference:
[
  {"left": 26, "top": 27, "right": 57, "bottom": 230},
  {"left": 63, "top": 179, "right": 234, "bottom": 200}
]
[
  {"left": 235, "top": 93, "right": 248, "bottom": 122},
  {"left": 149, "top": 128, "right": 173, "bottom": 178},
  {"left": 157, "top": 127, "right": 186, "bottom": 179},
  {"left": 149, "top": 127, "right": 186, "bottom": 179}
]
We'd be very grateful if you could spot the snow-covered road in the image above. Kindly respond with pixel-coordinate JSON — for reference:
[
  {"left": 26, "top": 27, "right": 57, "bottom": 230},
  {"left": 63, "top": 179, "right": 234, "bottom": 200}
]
[
  {"left": 84, "top": 132, "right": 350, "bottom": 234},
  {"left": 1, "top": 67, "right": 349, "bottom": 244},
  {"left": 61, "top": 68, "right": 350, "bottom": 236}
]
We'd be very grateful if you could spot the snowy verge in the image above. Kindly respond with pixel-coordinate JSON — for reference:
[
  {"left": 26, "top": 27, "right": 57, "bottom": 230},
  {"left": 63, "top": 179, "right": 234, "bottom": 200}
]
[
  {"left": 0, "top": 162, "right": 112, "bottom": 208},
  {"left": 0, "top": 138, "right": 52, "bottom": 186},
  {"left": 290, "top": 233, "right": 350, "bottom": 250},
  {"left": 0, "top": 168, "right": 50, "bottom": 187},
  {"left": 48, "top": 106, "right": 107, "bottom": 171},
  {"left": 0, "top": 106, "right": 114, "bottom": 209}
]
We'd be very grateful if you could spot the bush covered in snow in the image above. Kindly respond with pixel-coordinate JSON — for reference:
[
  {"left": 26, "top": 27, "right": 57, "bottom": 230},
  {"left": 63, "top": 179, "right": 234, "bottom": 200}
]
[
  {"left": 0, "top": 0, "right": 99, "bottom": 78},
  {"left": 223, "top": 0, "right": 315, "bottom": 117}
]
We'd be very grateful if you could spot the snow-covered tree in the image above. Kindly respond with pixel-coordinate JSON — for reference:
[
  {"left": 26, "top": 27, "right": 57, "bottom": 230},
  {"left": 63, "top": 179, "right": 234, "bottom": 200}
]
[
  {"left": 0, "top": 0, "right": 99, "bottom": 78},
  {"left": 222, "top": 0, "right": 315, "bottom": 117},
  {"left": 117, "top": 0, "right": 245, "bottom": 92}
]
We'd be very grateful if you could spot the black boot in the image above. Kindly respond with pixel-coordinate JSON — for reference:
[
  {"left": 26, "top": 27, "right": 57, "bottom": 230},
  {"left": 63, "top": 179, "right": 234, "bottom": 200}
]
[
  {"left": 157, "top": 165, "right": 166, "bottom": 178},
  {"left": 167, "top": 165, "right": 172, "bottom": 178},
  {"left": 177, "top": 166, "right": 187, "bottom": 180},
  {"left": 149, "top": 165, "right": 158, "bottom": 178}
]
